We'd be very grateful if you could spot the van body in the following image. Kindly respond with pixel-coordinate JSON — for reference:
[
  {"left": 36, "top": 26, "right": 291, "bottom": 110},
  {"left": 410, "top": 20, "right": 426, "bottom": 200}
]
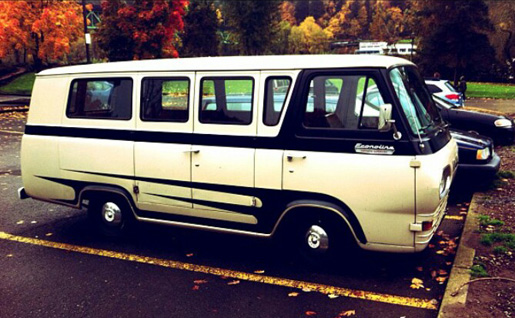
[{"left": 20, "top": 55, "right": 458, "bottom": 255}]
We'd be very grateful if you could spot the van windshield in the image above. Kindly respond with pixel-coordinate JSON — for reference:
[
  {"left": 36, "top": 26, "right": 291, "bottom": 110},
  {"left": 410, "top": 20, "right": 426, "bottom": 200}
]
[{"left": 389, "top": 66, "right": 441, "bottom": 135}]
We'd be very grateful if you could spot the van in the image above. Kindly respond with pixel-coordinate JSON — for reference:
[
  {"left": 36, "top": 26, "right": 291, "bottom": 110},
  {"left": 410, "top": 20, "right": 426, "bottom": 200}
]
[{"left": 19, "top": 55, "right": 458, "bottom": 258}]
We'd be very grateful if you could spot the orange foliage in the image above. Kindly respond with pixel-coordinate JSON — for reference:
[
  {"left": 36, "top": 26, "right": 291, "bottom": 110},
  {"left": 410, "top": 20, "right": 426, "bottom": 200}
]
[{"left": 0, "top": 1, "right": 83, "bottom": 65}]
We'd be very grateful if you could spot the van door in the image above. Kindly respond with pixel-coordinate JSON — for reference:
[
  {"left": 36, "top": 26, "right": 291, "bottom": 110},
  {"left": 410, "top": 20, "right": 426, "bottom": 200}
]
[
  {"left": 190, "top": 73, "right": 259, "bottom": 225},
  {"left": 134, "top": 74, "right": 194, "bottom": 212},
  {"left": 282, "top": 71, "right": 416, "bottom": 247}
]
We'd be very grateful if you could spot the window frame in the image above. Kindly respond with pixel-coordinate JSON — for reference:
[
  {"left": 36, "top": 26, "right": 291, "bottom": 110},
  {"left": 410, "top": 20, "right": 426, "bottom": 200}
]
[
  {"left": 263, "top": 76, "right": 292, "bottom": 127},
  {"left": 199, "top": 76, "right": 255, "bottom": 126},
  {"left": 66, "top": 77, "right": 133, "bottom": 121},
  {"left": 300, "top": 73, "right": 385, "bottom": 131},
  {"left": 140, "top": 76, "right": 190, "bottom": 123}
]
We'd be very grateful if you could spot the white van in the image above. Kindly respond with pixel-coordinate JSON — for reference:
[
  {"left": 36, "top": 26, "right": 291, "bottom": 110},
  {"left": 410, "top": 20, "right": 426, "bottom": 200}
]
[{"left": 19, "top": 55, "right": 458, "bottom": 257}]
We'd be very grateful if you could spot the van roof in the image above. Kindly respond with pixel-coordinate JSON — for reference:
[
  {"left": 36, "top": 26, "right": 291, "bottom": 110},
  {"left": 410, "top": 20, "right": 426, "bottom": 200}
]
[{"left": 38, "top": 54, "right": 414, "bottom": 76}]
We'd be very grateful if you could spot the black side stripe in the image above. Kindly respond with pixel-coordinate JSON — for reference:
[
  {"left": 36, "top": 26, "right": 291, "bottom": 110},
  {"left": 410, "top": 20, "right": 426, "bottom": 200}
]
[{"left": 36, "top": 171, "right": 367, "bottom": 242}]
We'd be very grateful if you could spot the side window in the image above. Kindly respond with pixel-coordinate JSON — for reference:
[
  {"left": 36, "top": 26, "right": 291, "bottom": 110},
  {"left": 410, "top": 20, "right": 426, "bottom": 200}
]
[
  {"left": 264, "top": 77, "right": 292, "bottom": 126},
  {"left": 357, "top": 77, "right": 384, "bottom": 129},
  {"left": 67, "top": 78, "right": 132, "bottom": 120},
  {"left": 141, "top": 78, "right": 189, "bottom": 122},
  {"left": 200, "top": 78, "right": 253, "bottom": 125},
  {"left": 426, "top": 84, "right": 442, "bottom": 94},
  {"left": 303, "top": 75, "right": 385, "bottom": 130}
]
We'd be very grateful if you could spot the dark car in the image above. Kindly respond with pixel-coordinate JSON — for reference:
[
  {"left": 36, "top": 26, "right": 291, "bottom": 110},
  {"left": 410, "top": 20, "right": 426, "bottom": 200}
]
[
  {"left": 451, "top": 129, "right": 500, "bottom": 180},
  {"left": 433, "top": 95, "right": 515, "bottom": 145}
]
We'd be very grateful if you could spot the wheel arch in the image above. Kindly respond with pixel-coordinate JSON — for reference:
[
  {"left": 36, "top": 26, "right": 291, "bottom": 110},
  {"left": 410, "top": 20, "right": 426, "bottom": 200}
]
[
  {"left": 271, "top": 200, "right": 367, "bottom": 245},
  {"left": 79, "top": 185, "right": 138, "bottom": 219}
]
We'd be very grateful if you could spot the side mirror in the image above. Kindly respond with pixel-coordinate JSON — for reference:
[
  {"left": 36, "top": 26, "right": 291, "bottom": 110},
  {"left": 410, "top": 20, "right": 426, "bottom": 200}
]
[{"left": 378, "top": 103, "right": 393, "bottom": 132}]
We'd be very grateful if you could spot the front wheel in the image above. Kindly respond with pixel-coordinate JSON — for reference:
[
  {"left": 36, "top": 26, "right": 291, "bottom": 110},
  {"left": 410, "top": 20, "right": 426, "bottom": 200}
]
[
  {"left": 293, "top": 214, "right": 350, "bottom": 265},
  {"left": 88, "top": 194, "right": 133, "bottom": 237}
]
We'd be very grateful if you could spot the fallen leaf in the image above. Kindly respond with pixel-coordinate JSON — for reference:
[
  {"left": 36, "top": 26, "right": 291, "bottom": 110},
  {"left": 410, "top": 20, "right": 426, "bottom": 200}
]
[
  {"left": 16, "top": 220, "right": 24, "bottom": 225},
  {"left": 446, "top": 262, "right": 452, "bottom": 266},
  {"left": 227, "top": 280, "right": 240, "bottom": 285},
  {"left": 410, "top": 278, "right": 424, "bottom": 289},
  {"left": 45, "top": 233, "right": 53, "bottom": 237},
  {"left": 416, "top": 266, "right": 423, "bottom": 272},
  {"left": 305, "top": 311, "right": 317, "bottom": 316},
  {"left": 438, "top": 269, "right": 448, "bottom": 276},
  {"left": 436, "top": 276, "right": 448, "bottom": 284},
  {"left": 437, "top": 230, "right": 444, "bottom": 236},
  {"left": 428, "top": 244, "right": 436, "bottom": 249},
  {"left": 436, "top": 250, "right": 446, "bottom": 255},
  {"left": 338, "top": 310, "right": 356, "bottom": 317},
  {"left": 328, "top": 294, "right": 339, "bottom": 299},
  {"left": 6, "top": 254, "right": 13, "bottom": 257},
  {"left": 302, "top": 287, "right": 312, "bottom": 293},
  {"left": 30, "top": 221, "right": 37, "bottom": 224},
  {"left": 194, "top": 280, "right": 208, "bottom": 284},
  {"left": 254, "top": 270, "right": 265, "bottom": 274},
  {"left": 186, "top": 253, "right": 194, "bottom": 257},
  {"left": 288, "top": 292, "right": 299, "bottom": 297},
  {"left": 431, "top": 270, "right": 437, "bottom": 279},
  {"left": 192, "top": 285, "right": 200, "bottom": 291}
]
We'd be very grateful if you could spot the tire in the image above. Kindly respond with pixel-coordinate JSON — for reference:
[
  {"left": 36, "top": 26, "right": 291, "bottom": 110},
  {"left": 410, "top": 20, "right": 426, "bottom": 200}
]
[
  {"left": 291, "top": 212, "right": 350, "bottom": 266},
  {"left": 88, "top": 194, "right": 133, "bottom": 237}
]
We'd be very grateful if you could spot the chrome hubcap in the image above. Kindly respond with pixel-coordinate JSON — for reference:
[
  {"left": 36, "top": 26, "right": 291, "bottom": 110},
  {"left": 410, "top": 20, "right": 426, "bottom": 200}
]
[
  {"left": 102, "top": 202, "right": 122, "bottom": 226},
  {"left": 305, "top": 225, "right": 329, "bottom": 252}
]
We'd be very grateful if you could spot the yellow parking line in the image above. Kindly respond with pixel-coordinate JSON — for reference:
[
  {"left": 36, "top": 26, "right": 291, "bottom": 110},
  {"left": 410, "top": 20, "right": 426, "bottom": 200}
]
[
  {"left": 445, "top": 215, "right": 464, "bottom": 221},
  {"left": 0, "top": 231, "right": 437, "bottom": 310},
  {"left": 0, "top": 129, "right": 23, "bottom": 135}
]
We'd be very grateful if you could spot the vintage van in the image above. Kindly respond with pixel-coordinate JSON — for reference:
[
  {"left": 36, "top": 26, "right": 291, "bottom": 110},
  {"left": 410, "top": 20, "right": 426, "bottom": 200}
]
[{"left": 19, "top": 55, "right": 458, "bottom": 257}]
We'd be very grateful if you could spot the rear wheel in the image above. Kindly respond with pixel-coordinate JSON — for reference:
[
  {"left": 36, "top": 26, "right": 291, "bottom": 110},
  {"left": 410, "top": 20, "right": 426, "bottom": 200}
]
[{"left": 88, "top": 194, "right": 133, "bottom": 237}]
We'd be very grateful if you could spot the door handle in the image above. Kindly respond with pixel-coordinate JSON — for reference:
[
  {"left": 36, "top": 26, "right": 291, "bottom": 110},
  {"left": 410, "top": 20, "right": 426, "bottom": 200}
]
[
  {"left": 184, "top": 149, "right": 200, "bottom": 154},
  {"left": 286, "top": 153, "right": 307, "bottom": 161}
]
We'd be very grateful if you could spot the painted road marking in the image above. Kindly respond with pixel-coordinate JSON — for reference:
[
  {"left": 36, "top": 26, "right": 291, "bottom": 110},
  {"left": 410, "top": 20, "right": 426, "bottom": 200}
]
[
  {"left": 0, "top": 231, "right": 437, "bottom": 310},
  {"left": 444, "top": 215, "right": 464, "bottom": 221},
  {"left": 0, "top": 129, "right": 23, "bottom": 135}
]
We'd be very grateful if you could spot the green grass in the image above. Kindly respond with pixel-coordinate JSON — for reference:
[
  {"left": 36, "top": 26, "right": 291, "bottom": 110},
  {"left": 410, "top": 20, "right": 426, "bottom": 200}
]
[
  {"left": 470, "top": 263, "right": 489, "bottom": 278},
  {"left": 0, "top": 72, "right": 36, "bottom": 95},
  {"left": 468, "top": 82, "right": 515, "bottom": 99}
]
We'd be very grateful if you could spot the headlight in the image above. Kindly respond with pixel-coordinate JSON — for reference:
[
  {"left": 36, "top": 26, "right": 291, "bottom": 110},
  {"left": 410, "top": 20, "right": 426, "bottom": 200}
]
[
  {"left": 476, "top": 147, "right": 490, "bottom": 160},
  {"left": 494, "top": 118, "right": 513, "bottom": 128}
]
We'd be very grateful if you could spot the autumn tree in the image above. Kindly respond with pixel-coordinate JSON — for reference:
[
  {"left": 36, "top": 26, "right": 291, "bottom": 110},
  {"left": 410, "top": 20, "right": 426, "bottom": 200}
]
[
  {"left": 290, "top": 16, "right": 332, "bottom": 54},
  {"left": 96, "top": 0, "right": 188, "bottom": 61},
  {"left": 0, "top": 1, "right": 84, "bottom": 69},
  {"left": 279, "top": 1, "right": 297, "bottom": 26},
  {"left": 369, "top": 2, "right": 405, "bottom": 44},
  {"left": 221, "top": 1, "right": 279, "bottom": 55},
  {"left": 181, "top": 0, "right": 219, "bottom": 57},
  {"left": 488, "top": 1, "right": 515, "bottom": 80},
  {"left": 415, "top": 0, "right": 497, "bottom": 82}
]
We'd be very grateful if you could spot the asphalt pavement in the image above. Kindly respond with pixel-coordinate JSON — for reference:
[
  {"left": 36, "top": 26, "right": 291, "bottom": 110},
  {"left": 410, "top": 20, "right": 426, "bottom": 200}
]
[{"left": 0, "top": 112, "right": 472, "bottom": 318}]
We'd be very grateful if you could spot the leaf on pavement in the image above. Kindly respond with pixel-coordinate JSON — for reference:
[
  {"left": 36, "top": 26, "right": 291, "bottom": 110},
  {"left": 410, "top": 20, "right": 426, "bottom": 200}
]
[
  {"left": 416, "top": 266, "right": 423, "bottom": 272},
  {"left": 254, "top": 270, "right": 265, "bottom": 274},
  {"left": 192, "top": 285, "right": 200, "bottom": 291},
  {"left": 328, "top": 294, "right": 339, "bottom": 299},
  {"left": 186, "top": 253, "right": 194, "bottom": 257},
  {"left": 16, "top": 220, "right": 24, "bottom": 225},
  {"left": 194, "top": 279, "right": 208, "bottom": 284},
  {"left": 227, "top": 280, "right": 240, "bottom": 285},
  {"left": 410, "top": 278, "right": 424, "bottom": 289},
  {"left": 305, "top": 311, "right": 317, "bottom": 316},
  {"left": 337, "top": 310, "right": 356, "bottom": 317},
  {"left": 288, "top": 292, "right": 299, "bottom": 297}
]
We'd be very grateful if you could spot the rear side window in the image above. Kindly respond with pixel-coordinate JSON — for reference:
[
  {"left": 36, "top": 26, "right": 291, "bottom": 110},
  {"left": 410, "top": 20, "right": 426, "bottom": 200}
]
[
  {"left": 200, "top": 78, "right": 253, "bottom": 125},
  {"left": 264, "top": 77, "right": 292, "bottom": 126},
  {"left": 67, "top": 78, "right": 133, "bottom": 120},
  {"left": 141, "top": 78, "right": 189, "bottom": 122}
]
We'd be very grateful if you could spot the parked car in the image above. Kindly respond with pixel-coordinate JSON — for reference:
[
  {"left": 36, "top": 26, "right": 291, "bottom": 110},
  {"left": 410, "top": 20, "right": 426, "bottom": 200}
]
[
  {"left": 433, "top": 95, "right": 515, "bottom": 145},
  {"left": 425, "top": 79, "right": 464, "bottom": 107},
  {"left": 451, "top": 129, "right": 500, "bottom": 180}
]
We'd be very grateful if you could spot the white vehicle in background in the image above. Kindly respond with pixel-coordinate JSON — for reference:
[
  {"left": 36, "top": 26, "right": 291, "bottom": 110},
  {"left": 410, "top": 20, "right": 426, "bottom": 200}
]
[{"left": 425, "top": 79, "right": 464, "bottom": 107}]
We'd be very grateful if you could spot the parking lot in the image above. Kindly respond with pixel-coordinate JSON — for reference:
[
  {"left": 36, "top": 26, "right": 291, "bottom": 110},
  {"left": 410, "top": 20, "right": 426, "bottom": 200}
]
[{"left": 0, "top": 112, "right": 471, "bottom": 318}]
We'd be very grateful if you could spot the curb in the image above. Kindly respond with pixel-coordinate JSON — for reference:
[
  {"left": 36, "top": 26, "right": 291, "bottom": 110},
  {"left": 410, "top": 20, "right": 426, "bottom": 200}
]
[{"left": 437, "top": 192, "right": 482, "bottom": 317}]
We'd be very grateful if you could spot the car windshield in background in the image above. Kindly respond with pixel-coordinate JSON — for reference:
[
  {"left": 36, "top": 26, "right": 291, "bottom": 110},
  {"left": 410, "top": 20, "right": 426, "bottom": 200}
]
[{"left": 389, "top": 66, "right": 441, "bottom": 135}]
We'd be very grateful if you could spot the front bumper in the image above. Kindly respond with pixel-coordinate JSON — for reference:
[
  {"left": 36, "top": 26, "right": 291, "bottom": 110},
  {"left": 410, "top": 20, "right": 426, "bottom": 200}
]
[{"left": 457, "top": 153, "right": 501, "bottom": 179}]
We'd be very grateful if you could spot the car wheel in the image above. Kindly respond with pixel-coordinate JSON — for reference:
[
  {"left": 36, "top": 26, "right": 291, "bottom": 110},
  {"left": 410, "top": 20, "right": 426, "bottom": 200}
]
[{"left": 89, "top": 194, "right": 133, "bottom": 237}]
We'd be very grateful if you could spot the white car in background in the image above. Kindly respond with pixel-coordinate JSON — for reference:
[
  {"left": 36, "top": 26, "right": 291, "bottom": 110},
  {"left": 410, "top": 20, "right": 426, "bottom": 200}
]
[{"left": 425, "top": 79, "right": 464, "bottom": 107}]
